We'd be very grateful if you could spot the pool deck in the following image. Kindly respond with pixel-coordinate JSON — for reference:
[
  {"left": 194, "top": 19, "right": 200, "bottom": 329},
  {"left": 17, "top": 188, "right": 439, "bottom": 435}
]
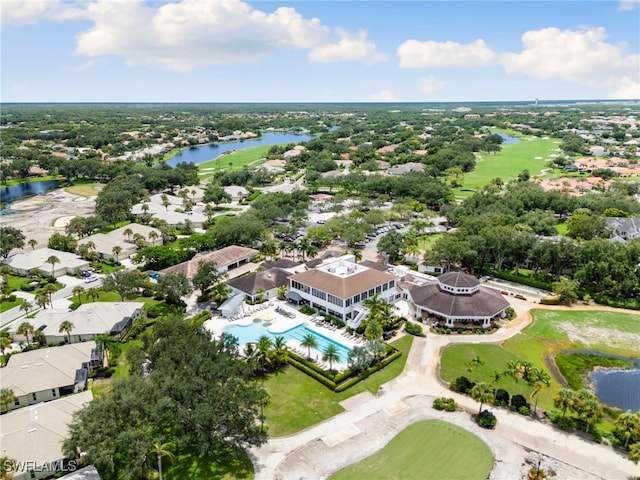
[{"left": 204, "top": 300, "right": 364, "bottom": 370}]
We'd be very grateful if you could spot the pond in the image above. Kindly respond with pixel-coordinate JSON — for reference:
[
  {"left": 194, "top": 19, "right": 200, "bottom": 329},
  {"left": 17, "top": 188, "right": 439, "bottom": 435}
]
[
  {"left": 569, "top": 349, "right": 640, "bottom": 411},
  {"left": 497, "top": 132, "right": 519, "bottom": 144},
  {"left": 0, "top": 179, "right": 61, "bottom": 212},
  {"left": 164, "top": 132, "right": 316, "bottom": 167}
]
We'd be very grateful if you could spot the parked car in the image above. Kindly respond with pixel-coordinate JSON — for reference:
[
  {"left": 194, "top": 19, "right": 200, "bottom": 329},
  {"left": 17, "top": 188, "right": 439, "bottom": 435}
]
[
  {"left": 81, "top": 270, "right": 92, "bottom": 277},
  {"left": 149, "top": 272, "right": 160, "bottom": 279},
  {"left": 84, "top": 275, "right": 98, "bottom": 284}
]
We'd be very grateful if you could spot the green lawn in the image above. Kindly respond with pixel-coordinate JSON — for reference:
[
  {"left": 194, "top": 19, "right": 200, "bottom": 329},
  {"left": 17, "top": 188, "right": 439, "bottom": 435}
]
[
  {"left": 454, "top": 132, "right": 561, "bottom": 199},
  {"left": 65, "top": 183, "right": 103, "bottom": 196},
  {"left": 264, "top": 335, "right": 413, "bottom": 437},
  {"left": 440, "top": 308, "right": 640, "bottom": 411},
  {"left": 163, "top": 446, "right": 254, "bottom": 480},
  {"left": 0, "top": 296, "right": 23, "bottom": 313},
  {"left": 417, "top": 233, "right": 443, "bottom": 252},
  {"left": 197, "top": 145, "right": 273, "bottom": 178},
  {"left": 329, "top": 420, "right": 493, "bottom": 480}
]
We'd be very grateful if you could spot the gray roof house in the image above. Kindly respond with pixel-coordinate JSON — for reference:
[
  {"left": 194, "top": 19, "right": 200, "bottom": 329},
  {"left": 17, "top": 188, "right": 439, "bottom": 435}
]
[
  {"left": 403, "top": 271, "right": 509, "bottom": 328},
  {"left": 604, "top": 217, "right": 640, "bottom": 243},
  {"left": 0, "top": 390, "right": 94, "bottom": 480},
  {"left": 31, "top": 302, "right": 145, "bottom": 344},
  {"left": 227, "top": 267, "right": 291, "bottom": 302},
  {"left": 387, "top": 162, "right": 425, "bottom": 176},
  {"left": 0, "top": 342, "right": 101, "bottom": 411},
  {"left": 3, "top": 248, "right": 89, "bottom": 278},
  {"left": 78, "top": 224, "right": 162, "bottom": 260}
]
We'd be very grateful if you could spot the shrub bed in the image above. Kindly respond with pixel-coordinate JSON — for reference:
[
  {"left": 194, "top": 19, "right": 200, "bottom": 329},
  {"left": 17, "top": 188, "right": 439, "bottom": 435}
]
[{"left": 476, "top": 410, "right": 497, "bottom": 429}]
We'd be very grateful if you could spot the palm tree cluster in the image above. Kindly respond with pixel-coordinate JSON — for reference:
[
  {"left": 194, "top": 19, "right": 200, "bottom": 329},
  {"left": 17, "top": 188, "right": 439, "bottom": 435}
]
[
  {"left": 243, "top": 335, "right": 288, "bottom": 373},
  {"left": 553, "top": 388, "right": 603, "bottom": 434}
]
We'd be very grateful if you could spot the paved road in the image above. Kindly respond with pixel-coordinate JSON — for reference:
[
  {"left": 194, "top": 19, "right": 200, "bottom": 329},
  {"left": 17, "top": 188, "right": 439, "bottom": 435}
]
[{"left": 251, "top": 309, "right": 640, "bottom": 480}]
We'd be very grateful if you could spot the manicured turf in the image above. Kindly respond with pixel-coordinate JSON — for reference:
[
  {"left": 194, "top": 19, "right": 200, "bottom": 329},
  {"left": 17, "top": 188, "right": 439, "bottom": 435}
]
[
  {"left": 454, "top": 132, "right": 561, "bottom": 199},
  {"left": 163, "top": 447, "right": 254, "bottom": 480},
  {"left": 440, "top": 308, "right": 640, "bottom": 410},
  {"left": 417, "top": 233, "right": 443, "bottom": 251},
  {"left": 198, "top": 145, "right": 273, "bottom": 178},
  {"left": 328, "top": 420, "right": 493, "bottom": 480},
  {"left": 65, "top": 183, "right": 103, "bottom": 196},
  {"left": 263, "top": 334, "right": 413, "bottom": 437},
  {"left": 0, "top": 297, "right": 23, "bottom": 313}
]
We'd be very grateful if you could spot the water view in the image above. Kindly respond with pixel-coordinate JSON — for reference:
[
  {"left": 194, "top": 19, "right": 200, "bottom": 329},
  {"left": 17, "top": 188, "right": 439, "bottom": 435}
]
[
  {"left": 165, "top": 132, "right": 316, "bottom": 167},
  {"left": 592, "top": 357, "right": 640, "bottom": 411},
  {"left": 0, "top": 179, "right": 61, "bottom": 210}
]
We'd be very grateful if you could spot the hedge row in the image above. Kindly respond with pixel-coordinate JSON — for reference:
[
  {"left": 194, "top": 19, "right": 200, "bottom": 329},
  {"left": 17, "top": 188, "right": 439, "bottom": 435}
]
[
  {"left": 334, "top": 349, "right": 402, "bottom": 393},
  {"left": 483, "top": 269, "right": 553, "bottom": 291},
  {"left": 287, "top": 355, "right": 337, "bottom": 390}
]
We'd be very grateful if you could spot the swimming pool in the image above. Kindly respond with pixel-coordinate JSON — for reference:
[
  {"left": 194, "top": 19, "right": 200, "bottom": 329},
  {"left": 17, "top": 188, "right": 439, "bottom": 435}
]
[{"left": 224, "top": 320, "right": 352, "bottom": 362}]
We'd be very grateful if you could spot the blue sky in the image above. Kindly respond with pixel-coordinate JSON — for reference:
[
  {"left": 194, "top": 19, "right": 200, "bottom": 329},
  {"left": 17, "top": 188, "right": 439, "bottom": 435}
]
[{"left": 1, "top": 0, "right": 639, "bottom": 102}]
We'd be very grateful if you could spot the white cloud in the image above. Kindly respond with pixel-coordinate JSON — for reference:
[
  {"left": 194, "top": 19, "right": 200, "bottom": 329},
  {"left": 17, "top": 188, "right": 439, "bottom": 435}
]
[
  {"left": 501, "top": 27, "right": 639, "bottom": 84},
  {"left": 607, "top": 77, "right": 640, "bottom": 99},
  {"left": 308, "top": 29, "right": 387, "bottom": 64},
  {"left": 618, "top": 0, "right": 639, "bottom": 10},
  {"left": 397, "top": 39, "right": 497, "bottom": 68},
  {"left": 418, "top": 76, "right": 446, "bottom": 94},
  {"left": 0, "top": 0, "right": 86, "bottom": 25},
  {"left": 370, "top": 89, "right": 399, "bottom": 102},
  {"left": 65, "top": 60, "right": 96, "bottom": 72},
  {"left": 10, "top": 83, "right": 27, "bottom": 92}
]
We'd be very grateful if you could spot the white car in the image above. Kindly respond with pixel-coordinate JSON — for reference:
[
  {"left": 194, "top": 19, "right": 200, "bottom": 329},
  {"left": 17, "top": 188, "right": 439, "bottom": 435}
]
[{"left": 84, "top": 275, "right": 98, "bottom": 284}]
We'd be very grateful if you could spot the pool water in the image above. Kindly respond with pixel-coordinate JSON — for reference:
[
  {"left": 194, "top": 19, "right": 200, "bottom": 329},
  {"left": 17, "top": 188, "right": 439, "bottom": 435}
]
[{"left": 224, "top": 321, "right": 352, "bottom": 362}]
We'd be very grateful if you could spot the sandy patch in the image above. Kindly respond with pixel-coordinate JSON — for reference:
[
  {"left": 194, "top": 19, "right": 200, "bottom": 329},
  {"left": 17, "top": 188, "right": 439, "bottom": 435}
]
[
  {"left": 73, "top": 197, "right": 88, "bottom": 202},
  {"left": 556, "top": 321, "right": 640, "bottom": 351},
  {"left": 53, "top": 215, "right": 76, "bottom": 228}
]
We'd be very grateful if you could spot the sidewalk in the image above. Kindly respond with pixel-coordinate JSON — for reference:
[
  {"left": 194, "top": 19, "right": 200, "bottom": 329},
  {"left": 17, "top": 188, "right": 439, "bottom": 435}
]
[{"left": 251, "top": 309, "right": 640, "bottom": 479}]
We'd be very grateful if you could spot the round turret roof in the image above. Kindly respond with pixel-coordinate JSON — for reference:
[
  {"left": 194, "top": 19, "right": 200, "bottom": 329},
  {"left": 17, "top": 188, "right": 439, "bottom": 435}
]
[{"left": 438, "top": 271, "right": 479, "bottom": 288}]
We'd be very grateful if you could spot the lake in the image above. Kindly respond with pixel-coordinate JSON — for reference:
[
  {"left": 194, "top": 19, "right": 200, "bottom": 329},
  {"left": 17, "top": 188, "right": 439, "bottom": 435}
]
[
  {"left": 591, "top": 356, "right": 640, "bottom": 411},
  {"left": 0, "top": 179, "right": 61, "bottom": 205},
  {"left": 164, "top": 132, "right": 316, "bottom": 167},
  {"left": 497, "top": 132, "right": 519, "bottom": 144}
]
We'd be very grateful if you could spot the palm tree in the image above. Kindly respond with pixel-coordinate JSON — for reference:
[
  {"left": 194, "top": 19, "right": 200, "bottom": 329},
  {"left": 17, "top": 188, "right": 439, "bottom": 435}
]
[
  {"left": 350, "top": 249, "right": 362, "bottom": 262},
  {"left": 86, "top": 287, "right": 101, "bottom": 302},
  {"left": 300, "top": 333, "right": 318, "bottom": 360},
  {"left": 148, "top": 231, "right": 159, "bottom": 246},
  {"left": 553, "top": 388, "right": 574, "bottom": 419},
  {"left": 276, "top": 285, "right": 288, "bottom": 301},
  {"left": 35, "top": 292, "right": 48, "bottom": 310},
  {"left": 19, "top": 301, "right": 33, "bottom": 316},
  {"left": 46, "top": 255, "right": 60, "bottom": 277},
  {"left": 72, "top": 286, "right": 85, "bottom": 305},
  {"left": 59, "top": 320, "right": 74, "bottom": 344},
  {"left": 161, "top": 194, "right": 170, "bottom": 211},
  {"left": 470, "top": 382, "right": 495, "bottom": 414},
  {"left": 614, "top": 412, "right": 640, "bottom": 448},
  {"left": 133, "top": 233, "right": 146, "bottom": 249},
  {"left": 629, "top": 442, "right": 640, "bottom": 464},
  {"left": 123, "top": 228, "right": 133, "bottom": 242},
  {"left": 272, "top": 336, "right": 288, "bottom": 367},
  {"left": 255, "top": 335, "right": 274, "bottom": 371},
  {"left": 17, "top": 321, "right": 34, "bottom": 344},
  {"left": 322, "top": 344, "right": 340, "bottom": 371},
  {"left": 0, "top": 333, "right": 12, "bottom": 365},
  {"left": 43, "top": 283, "right": 57, "bottom": 307},
  {"left": 112, "top": 245, "right": 122, "bottom": 263},
  {"left": 364, "top": 317, "right": 383, "bottom": 341},
  {"left": 33, "top": 329, "right": 46, "bottom": 346},
  {"left": 0, "top": 388, "right": 17, "bottom": 412},
  {"left": 28, "top": 238, "right": 38, "bottom": 250},
  {"left": 151, "top": 442, "right": 175, "bottom": 480},
  {"left": 1, "top": 454, "right": 16, "bottom": 480}
]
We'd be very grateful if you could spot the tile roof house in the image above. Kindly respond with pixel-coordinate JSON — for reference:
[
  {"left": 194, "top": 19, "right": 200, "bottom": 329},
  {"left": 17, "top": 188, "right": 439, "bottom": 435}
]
[
  {"left": 0, "top": 342, "right": 101, "bottom": 411},
  {"left": 403, "top": 271, "right": 509, "bottom": 328},
  {"left": 160, "top": 245, "right": 258, "bottom": 279},
  {"left": 77, "top": 224, "right": 161, "bottom": 261},
  {"left": 0, "top": 391, "right": 94, "bottom": 480},
  {"left": 2, "top": 248, "right": 89, "bottom": 278}
]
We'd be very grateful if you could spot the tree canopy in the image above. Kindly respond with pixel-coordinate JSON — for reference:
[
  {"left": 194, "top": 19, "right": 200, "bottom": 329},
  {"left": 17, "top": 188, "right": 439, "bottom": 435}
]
[{"left": 63, "top": 316, "right": 268, "bottom": 479}]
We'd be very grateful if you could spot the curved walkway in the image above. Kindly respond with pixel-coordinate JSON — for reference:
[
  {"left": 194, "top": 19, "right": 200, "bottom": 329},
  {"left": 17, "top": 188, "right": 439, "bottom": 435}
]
[{"left": 251, "top": 304, "right": 640, "bottom": 479}]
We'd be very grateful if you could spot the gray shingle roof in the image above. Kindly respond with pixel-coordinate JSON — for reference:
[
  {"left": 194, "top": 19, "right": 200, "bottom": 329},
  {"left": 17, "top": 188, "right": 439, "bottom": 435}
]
[{"left": 409, "top": 283, "right": 508, "bottom": 318}]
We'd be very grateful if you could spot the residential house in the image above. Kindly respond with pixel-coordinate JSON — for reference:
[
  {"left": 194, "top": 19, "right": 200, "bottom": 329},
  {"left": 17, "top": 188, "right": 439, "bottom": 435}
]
[
  {"left": 604, "top": 217, "right": 640, "bottom": 243},
  {"left": 3, "top": 248, "right": 89, "bottom": 278},
  {"left": 226, "top": 268, "right": 291, "bottom": 303},
  {"left": 387, "top": 162, "right": 425, "bottom": 176},
  {"left": 29, "top": 302, "right": 145, "bottom": 344},
  {"left": 0, "top": 342, "right": 101, "bottom": 411},
  {"left": 78, "top": 224, "right": 162, "bottom": 261},
  {"left": 0, "top": 391, "right": 94, "bottom": 480},
  {"left": 160, "top": 245, "right": 258, "bottom": 279}
]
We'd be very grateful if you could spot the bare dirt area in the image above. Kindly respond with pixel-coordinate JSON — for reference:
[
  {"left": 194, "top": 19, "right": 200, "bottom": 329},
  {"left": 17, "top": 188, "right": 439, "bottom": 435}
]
[
  {"left": 556, "top": 321, "right": 640, "bottom": 352},
  {"left": 0, "top": 188, "right": 96, "bottom": 252}
]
